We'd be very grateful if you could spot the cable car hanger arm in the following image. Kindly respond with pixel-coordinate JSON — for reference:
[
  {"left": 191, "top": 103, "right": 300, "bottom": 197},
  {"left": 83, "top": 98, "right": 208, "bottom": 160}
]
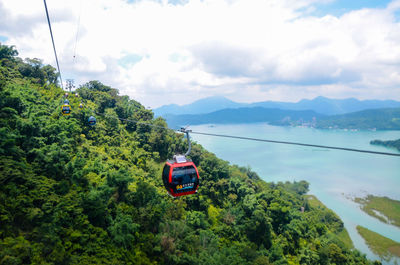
[{"left": 180, "top": 127, "right": 192, "bottom": 157}]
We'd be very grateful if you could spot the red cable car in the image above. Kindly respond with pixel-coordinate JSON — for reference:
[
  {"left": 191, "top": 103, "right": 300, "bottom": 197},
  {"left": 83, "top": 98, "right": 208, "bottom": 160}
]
[
  {"left": 162, "top": 129, "right": 199, "bottom": 197},
  {"left": 162, "top": 156, "right": 199, "bottom": 197}
]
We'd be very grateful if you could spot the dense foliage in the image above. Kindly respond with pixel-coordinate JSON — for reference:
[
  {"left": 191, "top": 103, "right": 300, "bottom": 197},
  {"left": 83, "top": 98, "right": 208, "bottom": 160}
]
[
  {"left": 370, "top": 139, "right": 400, "bottom": 152},
  {"left": 0, "top": 44, "right": 380, "bottom": 264}
]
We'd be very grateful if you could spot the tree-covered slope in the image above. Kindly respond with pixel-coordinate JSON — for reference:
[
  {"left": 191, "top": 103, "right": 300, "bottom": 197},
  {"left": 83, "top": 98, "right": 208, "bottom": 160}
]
[{"left": 0, "top": 44, "right": 378, "bottom": 264}]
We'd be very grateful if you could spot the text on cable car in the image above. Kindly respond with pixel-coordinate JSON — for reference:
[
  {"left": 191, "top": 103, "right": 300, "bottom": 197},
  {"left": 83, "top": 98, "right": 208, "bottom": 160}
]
[{"left": 176, "top": 183, "right": 194, "bottom": 190}]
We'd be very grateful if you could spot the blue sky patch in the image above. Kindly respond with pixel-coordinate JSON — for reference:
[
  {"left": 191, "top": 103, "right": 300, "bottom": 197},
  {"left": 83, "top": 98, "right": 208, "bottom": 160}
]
[
  {"left": 0, "top": 35, "right": 8, "bottom": 42},
  {"left": 394, "top": 9, "right": 400, "bottom": 22},
  {"left": 310, "top": 0, "right": 392, "bottom": 17},
  {"left": 169, "top": 52, "right": 188, "bottom": 62},
  {"left": 167, "top": 0, "right": 189, "bottom": 5},
  {"left": 118, "top": 54, "right": 143, "bottom": 68}
]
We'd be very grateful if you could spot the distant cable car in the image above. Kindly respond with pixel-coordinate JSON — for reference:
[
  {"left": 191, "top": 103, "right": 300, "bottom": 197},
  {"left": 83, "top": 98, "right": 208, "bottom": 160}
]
[
  {"left": 162, "top": 129, "right": 199, "bottom": 197},
  {"left": 64, "top": 99, "right": 70, "bottom": 105},
  {"left": 88, "top": 116, "right": 96, "bottom": 126},
  {"left": 75, "top": 93, "right": 79, "bottom": 97},
  {"left": 65, "top": 92, "right": 69, "bottom": 98},
  {"left": 61, "top": 104, "right": 71, "bottom": 115},
  {"left": 79, "top": 103, "right": 84, "bottom": 109}
]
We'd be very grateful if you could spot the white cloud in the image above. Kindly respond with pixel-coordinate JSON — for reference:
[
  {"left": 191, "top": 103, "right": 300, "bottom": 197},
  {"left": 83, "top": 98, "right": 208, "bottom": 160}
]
[{"left": 0, "top": 0, "right": 399, "bottom": 107}]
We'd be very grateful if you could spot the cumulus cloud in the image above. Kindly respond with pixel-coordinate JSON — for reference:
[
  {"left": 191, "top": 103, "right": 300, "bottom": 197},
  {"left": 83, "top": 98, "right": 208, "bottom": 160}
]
[{"left": 0, "top": 0, "right": 399, "bottom": 107}]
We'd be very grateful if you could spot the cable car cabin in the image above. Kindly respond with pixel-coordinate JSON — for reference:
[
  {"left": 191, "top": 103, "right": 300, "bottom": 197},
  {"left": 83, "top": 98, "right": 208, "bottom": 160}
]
[
  {"left": 64, "top": 99, "right": 70, "bottom": 105},
  {"left": 79, "top": 103, "right": 84, "bottom": 109},
  {"left": 162, "top": 155, "right": 199, "bottom": 197},
  {"left": 61, "top": 104, "right": 71, "bottom": 115},
  {"left": 88, "top": 116, "right": 96, "bottom": 126}
]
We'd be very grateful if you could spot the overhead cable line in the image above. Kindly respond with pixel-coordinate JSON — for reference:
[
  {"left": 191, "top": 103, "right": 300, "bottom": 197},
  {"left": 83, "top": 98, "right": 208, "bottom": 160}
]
[
  {"left": 92, "top": 111, "right": 400, "bottom": 157},
  {"left": 43, "top": 0, "right": 63, "bottom": 89},
  {"left": 73, "top": 0, "right": 83, "bottom": 61}
]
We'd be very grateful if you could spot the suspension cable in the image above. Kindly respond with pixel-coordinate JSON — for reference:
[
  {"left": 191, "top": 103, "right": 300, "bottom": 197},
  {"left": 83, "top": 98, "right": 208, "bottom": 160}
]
[
  {"left": 73, "top": 0, "right": 83, "bottom": 62},
  {"left": 91, "top": 111, "right": 400, "bottom": 157},
  {"left": 190, "top": 131, "right": 400, "bottom": 157},
  {"left": 43, "top": 0, "right": 63, "bottom": 89}
]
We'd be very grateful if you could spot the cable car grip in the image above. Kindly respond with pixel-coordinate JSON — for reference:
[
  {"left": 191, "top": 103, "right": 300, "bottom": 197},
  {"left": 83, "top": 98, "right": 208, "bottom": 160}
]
[{"left": 180, "top": 127, "right": 192, "bottom": 157}]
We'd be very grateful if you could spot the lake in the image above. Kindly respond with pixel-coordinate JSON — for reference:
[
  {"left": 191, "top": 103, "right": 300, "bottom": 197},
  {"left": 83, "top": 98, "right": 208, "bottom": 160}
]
[{"left": 190, "top": 123, "right": 400, "bottom": 264}]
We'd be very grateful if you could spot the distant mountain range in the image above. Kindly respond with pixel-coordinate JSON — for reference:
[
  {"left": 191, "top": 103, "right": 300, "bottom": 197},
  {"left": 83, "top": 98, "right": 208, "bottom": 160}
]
[
  {"left": 154, "top": 96, "right": 242, "bottom": 116},
  {"left": 164, "top": 106, "right": 400, "bottom": 130},
  {"left": 154, "top": 96, "right": 400, "bottom": 116},
  {"left": 164, "top": 107, "right": 323, "bottom": 129}
]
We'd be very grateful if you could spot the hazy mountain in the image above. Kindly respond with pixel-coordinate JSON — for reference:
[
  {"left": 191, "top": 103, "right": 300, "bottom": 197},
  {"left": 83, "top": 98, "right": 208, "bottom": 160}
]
[
  {"left": 164, "top": 105, "right": 400, "bottom": 130},
  {"left": 164, "top": 107, "right": 323, "bottom": 128},
  {"left": 155, "top": 96, "right": 400, "bottom": 116},
  {"left": 256, "top": 96, "right": 400, "bottom": 115},
  {"left": 154, "top": 96, "right": 245, "bottom": 116},
  {"left": 316, "top": 108, "right": 400, "bottom": 130}
]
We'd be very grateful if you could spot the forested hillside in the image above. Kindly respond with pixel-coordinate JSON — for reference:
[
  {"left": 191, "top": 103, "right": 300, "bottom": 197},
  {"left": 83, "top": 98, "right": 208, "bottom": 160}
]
[
  {"left": 316, "top": 108, "right": 400, "bottom": 130},
  {"left": 0, "top": 44, "right": 379, "bottom": 264}
]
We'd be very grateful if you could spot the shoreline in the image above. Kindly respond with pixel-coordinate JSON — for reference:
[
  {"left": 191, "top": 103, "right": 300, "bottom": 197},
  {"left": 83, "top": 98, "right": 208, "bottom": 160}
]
[
  {"left": 357, "top": 225, "right": 400, "bottom": 263},
  {"left": 353, "top": 195, "right": 400, "bottom": 229},
  {"left": 190, "top": 123, "right": 400, "bottom": 263}
]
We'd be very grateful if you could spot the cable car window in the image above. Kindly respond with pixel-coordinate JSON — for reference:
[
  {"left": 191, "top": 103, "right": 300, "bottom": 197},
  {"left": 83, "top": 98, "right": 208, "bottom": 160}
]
[
  {"left": 172, "top": 166, "right": 198, "bottom": 185},
  {"left": 88, "top": 116, "right": 96, "bottom": 125},
  {"left": 162, "top": 164, "right": 170, "bottom": 185}
]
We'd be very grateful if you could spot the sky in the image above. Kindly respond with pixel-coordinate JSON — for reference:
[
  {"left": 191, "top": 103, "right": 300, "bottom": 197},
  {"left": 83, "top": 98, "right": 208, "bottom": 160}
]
[{"left": 0, "top": 0, "right": 400, "bottom": 108}]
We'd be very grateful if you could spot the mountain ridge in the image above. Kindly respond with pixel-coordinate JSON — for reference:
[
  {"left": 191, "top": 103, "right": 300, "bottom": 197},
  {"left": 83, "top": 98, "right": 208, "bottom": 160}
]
[
  {"left": 154, "top": 95, "right": 400, "bottom": 116},
  {"left": 164, "top": 107, "right": 323, "bottom": 128},
  {"left": 163, "top": 105, "right": 400, "bottom": 130},
  {"left": 317, "top": 107, "right": 400, "bottom": 130}
]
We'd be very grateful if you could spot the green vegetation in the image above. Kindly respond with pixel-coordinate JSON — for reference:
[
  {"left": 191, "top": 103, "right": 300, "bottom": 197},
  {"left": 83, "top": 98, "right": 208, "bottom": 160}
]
[
  {"left": 306, "top": 195, "right": 354, "bottom": 249},
  {"left": 354, "top": 195, "right": 400, "bottom": 228},
  {"left": 316, "top": 108, "right": 400, "bottom": 130},
  {"left": 370, "top": 139, "right": 400, "bottom": 152},
  {"left": 0, "top": 43, "right": 378, "bottom": 264},
  {"left": 357, "top": 226, "right": 400, "bottom": 262},
  {"left": 337, "top": 230, "right": 354, "bottom": 250}
]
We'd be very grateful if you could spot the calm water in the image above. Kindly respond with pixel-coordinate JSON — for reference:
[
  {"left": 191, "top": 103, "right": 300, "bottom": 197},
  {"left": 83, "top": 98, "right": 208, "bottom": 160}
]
[{"left": 190, "top": 123, "right": 400, "bottom": 264}]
